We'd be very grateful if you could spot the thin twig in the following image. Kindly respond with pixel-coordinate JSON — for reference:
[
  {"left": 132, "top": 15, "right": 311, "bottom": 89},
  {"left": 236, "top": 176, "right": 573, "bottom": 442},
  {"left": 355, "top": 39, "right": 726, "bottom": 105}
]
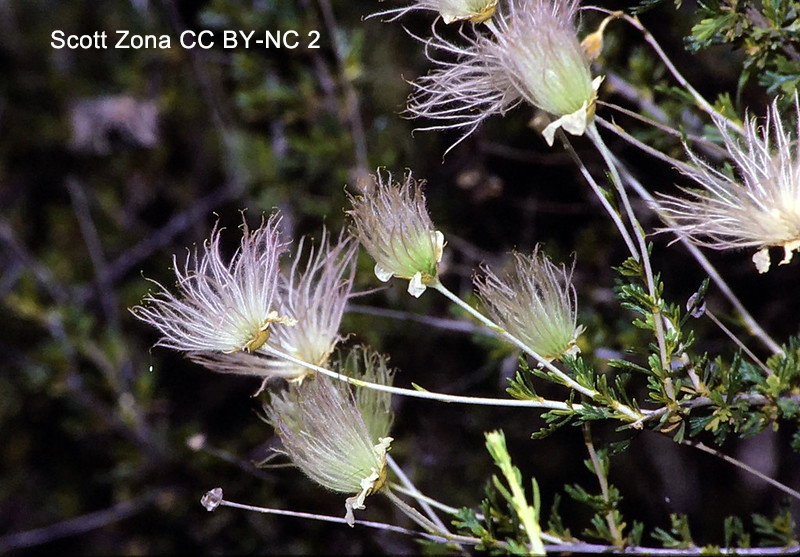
[
  {"left": 558, "top": 132, "right": 640, "bottom": 261},
  {"left": 383, "top": 489, "right": 450, "bottom": 536},
  {"left": 432, "top": 281, "right": 644, "bottom": 422},
  {"left": 704, "top": 308, "right": 772, "bottom": 375},
  {"left": 387, "top": 482, "right": 565, "bottom": 546},
  {"left": 587, "top": 7, "right": 745, "bottom": 135},
  {"left": 595, "top": 115, "right": 696, "bottom": 171},
  {"left": 101, "top": 187, "right": 236, "bottom": 289},
  {"left": 638, "top": 393, "right": 800, "bottom": 427},
  {"left": 66, "top": 177, "right": 118, "bottom": 326},
  {"left": 679, "top": 438, "right": 800, "bottom": 502},
  {"left": 388, "top": 483, "right": 460, "bottom": 515},
  {"left": 315, "top": 0, "right": 370, "bottom": 178},
  {"left": 188, "top": 435, "right": 278, "bottom": 482},
  {"left": 207, "top": 489, "right": 799, "bottom": 554},
  {"left": 347, "top": 303, "right": 490, "bottom": 335},
  {"left": 212, "top": 492, "right": 474, "bottom": 544},
  {"left": 0, "top": 491, "right": 160, "bottom": 552},
  {"left": 544, "top": 542, "right": 798, "bottom": 555},
  {"left": 262, "top": 344, "right": 577, "bottom": 410},
  {"left": 385, "top": 455, "right": 454, "bottom": 539},
  {"left": 0, "top": 219, "right": 72, "bottom": 304},
  {"left": 597, "top": 99, "right": 728, "bottom": 160},
  {"left": 587, "top": 124, "right": 670, "bottom": 376}
]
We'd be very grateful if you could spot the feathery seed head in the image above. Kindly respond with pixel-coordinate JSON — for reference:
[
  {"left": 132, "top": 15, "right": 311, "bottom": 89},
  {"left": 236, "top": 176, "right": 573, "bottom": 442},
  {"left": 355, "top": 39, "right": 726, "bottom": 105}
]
[
  {"left": 657, "top": 96, "right": 800, "bottom": 273},
  {"left": 489, "top": 0, "right": 598, "bottom": 142},
  {"left": 335, "top": 345, "right": 396, "bottom": 444},
  {"left": 347, "top": 170, "right": 444, "bottom": 297},
  {"left": 265, "top": 347, "right": 395, "bottom": 526},
  {"left": 185, "top": 230, "right": 356, "bottom": 384},
  {"left": 475, "top": 248, "right": 582, "bottom": 361},
  {"left": 131, "top": 214, "right": 289, "bottom": 354},
  {"left": 408, "top": 0, "right": 600, "bottom": 151},
  {"left": 269, "top": 229, "right": 357, "bottom": 381}
]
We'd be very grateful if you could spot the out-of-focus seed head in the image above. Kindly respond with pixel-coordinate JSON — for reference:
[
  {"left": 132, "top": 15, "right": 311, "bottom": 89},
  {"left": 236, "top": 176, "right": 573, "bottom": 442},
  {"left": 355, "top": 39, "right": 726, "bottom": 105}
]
[
  {"left": 657, "top": 95, "right": 800, "bottom": 273},
  {"left": 264, "top": 348, "right": 395, "bottom": 526},
  {"left": 475, "top": 248, "right": 583, "bottom": 361},
  {"left": 268, "top": 229, "right": 357, "bottom": 381},
  {"left": 335, "top": 345, "right": 396, "bottom": 444},
  {"left": 347, "top": 170, "right": 444, "bottom": 297}
]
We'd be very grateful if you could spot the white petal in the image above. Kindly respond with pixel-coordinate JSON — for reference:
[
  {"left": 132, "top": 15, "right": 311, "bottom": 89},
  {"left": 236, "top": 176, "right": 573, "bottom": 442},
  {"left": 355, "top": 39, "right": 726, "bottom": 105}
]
[
  {"left": 542, "top": 121, "right": 559, "bottom": 147},
  {"left": 542, "top": 102, "right": 589, "bottom": 146},
  {"left": 779, "top": 239, "right": 800, "bottom": 266},
  {"left": 441, "top": 12, "right": 459, "bottom": 23},
  {"left": 344, "top": 469, "right": 381, "bottom": 527},
  {"left": 752, "top": 248, "right": 771, "bottom": 274},
  {"left": 374, "top": 263, "right": 393, "bottom": 282},
  {"left": 407, "top": 272, "right": 427, "bottom": 298},
  {"left": 374, "top": 437, "right": 393, "bottom": 456},
  {"left": 433, "top": 230, "right": 445, "bottom": 263}
]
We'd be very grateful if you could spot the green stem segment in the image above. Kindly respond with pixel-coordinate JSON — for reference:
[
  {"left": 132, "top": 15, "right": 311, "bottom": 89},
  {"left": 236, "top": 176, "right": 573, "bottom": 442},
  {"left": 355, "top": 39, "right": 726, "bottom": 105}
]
[
  {"left": 583, "top": 423, "right": 623, "bottom": 547},
  {"left": 485, "top": 431, "right": 545, "bottom": 555}
]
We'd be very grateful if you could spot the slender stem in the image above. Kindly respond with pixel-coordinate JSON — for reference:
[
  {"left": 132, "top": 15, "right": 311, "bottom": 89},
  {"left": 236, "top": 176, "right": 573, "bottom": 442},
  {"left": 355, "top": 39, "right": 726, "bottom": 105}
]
[
  {"left": 583, "top": 8, "right": 745, "bottom": 135},
  {"left": 388, "top": 483, "right": 460, "bottom": 515},
  {"left": 595, "top": 116, "right": 697, "bottom": 172},
  {"left": 212, "top": 493, "right": 460, "bottom": 542},
  {"left": 432, "top": 282, "right": 592, "bottom": 396},
  {"left": 559, "top": 133, "right": 640, "bottom": 260},
  {"left": 382, "top": 489, "right": 447, "bottom": 535},
  {"left": 208, "top": 487, "right": 796, "bottom": 555},
  {"left": 546, "top": 542, "right": 796, "bottom": 555},
  {"left": 385, "top": 455, "right": 453, "bottom": 539},
  {"left": 679, "top": 439, "right": 800, "bottom": 502},
  {"left": 347, "top": 302, "right": 488, "bottom": 335},
  {"left": 587, "top": 124, "right": 670, "bottom": 374},
  {"left": 704, "top": 309, "right": 772, "bottom": 375},
  {"left": 596, "top": 101, "right": 728, "bottom": 159},
  {"left": 262, "top": 345, "right": 574, "bottom": 410},
  {"left": 431, "top": 281, "right": 644, "bottom": 422},
  {"left": 582, "top": 423, "right": 623, "bottom": 547},
  {"left": 602, "top": 142, "right": 782, "bottom": 354},
  {"left": 383, "top": 489, "right": 480, "bottom": 546},
  {"left": 639, "top": 393, "right": 800, "bottom": 426},
  {"left": 209, "top": 488, "right": 798, "bottom": 554},
  {"left": 388, "top": 482, "right": 564, "bottom": 545}
]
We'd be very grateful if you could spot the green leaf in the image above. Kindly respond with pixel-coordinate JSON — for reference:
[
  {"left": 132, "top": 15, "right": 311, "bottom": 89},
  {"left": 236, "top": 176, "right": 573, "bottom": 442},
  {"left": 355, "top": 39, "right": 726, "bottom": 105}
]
[
  {"left": 752, "top": 504, "right": 798, "bottom": 547},
  {"left": 652, "top": 513, "right": 695, "bottom": 549}
]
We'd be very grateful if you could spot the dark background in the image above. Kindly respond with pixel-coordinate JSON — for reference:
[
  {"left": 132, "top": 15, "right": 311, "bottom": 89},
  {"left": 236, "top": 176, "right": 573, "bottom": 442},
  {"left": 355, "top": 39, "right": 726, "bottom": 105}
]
[{"left": 1, "top": 0, "right": 799, "bottom": 554}]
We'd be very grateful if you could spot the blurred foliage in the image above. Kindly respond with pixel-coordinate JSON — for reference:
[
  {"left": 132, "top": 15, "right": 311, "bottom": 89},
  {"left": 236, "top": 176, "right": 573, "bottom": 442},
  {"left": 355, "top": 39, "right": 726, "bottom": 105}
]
[{"left": 1, "top": 0, "right": 800, "bottom": 555}]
